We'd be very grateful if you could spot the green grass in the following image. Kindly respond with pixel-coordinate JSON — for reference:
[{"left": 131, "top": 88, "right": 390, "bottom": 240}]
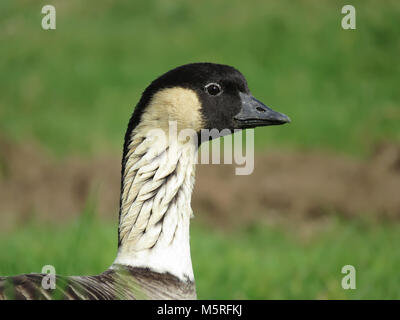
[
  {"left": 1, "top": 215, "right": 399, "bottom": 299},
  {"left": 0, "top": 0, "right": 399, "bottom": 157}
]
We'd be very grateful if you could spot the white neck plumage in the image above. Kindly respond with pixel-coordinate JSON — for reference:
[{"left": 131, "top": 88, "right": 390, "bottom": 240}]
[{"left": 112, "top": 124, "right": 198, "bottom": 282}]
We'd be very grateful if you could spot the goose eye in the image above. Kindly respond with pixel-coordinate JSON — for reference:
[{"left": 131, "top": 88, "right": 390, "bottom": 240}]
[{"left": 205, "top": 83, "right": 222, "bottom": 96}]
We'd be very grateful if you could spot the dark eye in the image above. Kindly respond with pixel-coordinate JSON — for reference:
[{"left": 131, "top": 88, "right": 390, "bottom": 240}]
[{"left": 205, "top": 83, "right": 222, "bottom": 96}]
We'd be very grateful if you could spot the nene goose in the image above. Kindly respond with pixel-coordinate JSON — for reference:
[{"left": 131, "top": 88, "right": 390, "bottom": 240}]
[{"left": 0, "top": 63, "right": 289, "bottom": 300}]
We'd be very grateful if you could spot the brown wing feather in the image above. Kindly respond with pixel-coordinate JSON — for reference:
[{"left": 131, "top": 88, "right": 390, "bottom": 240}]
[{"left": 0, "top": 265, "right": 195, "bottom": 300}]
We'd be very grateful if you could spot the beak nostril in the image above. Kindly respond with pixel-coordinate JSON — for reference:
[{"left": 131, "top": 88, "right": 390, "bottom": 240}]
[{"left": 256, "top": 107, "right": 265, "bottom": 112}]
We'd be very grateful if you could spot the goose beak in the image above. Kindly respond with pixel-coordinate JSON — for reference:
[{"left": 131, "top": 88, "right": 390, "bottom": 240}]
[{"left": 233, "top": 92, "right": 291, "bottom": 129}]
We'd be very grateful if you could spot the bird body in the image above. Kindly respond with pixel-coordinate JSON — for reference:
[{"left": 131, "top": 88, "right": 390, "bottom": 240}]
[
  {"left": 0, "top": 63, "right": 289, "bottom": 300},
  {"left": 0, "top": 265, "right": 195, "bottom": 300}
]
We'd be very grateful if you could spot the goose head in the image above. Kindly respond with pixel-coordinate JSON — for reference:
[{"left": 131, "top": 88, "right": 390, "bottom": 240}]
[{"left": 125, "top": 62, "right": 290, "bottom": 146}]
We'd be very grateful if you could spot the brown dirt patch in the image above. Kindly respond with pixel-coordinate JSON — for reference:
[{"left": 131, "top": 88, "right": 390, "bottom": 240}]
[
  {"left": 194, "top": 144, "right": 400, "bottom": 227},
  {"left": 0, "top": 136, "right": 399, "bottom": 230}
]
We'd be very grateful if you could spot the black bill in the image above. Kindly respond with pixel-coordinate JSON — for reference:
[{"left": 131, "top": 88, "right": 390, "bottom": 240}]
[{"left": 234, "top": 92, "right": 290, "bottom": 129}]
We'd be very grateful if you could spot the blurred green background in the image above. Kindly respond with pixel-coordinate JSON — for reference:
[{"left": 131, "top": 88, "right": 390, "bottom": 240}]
[{"left": 0, "top": 0, "right": 399, "bottom": 299}]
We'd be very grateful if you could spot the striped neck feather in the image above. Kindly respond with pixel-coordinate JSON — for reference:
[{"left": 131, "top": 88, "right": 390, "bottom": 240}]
[{"left": 113, "top": 127, "right": 197, "bottom": 282}]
